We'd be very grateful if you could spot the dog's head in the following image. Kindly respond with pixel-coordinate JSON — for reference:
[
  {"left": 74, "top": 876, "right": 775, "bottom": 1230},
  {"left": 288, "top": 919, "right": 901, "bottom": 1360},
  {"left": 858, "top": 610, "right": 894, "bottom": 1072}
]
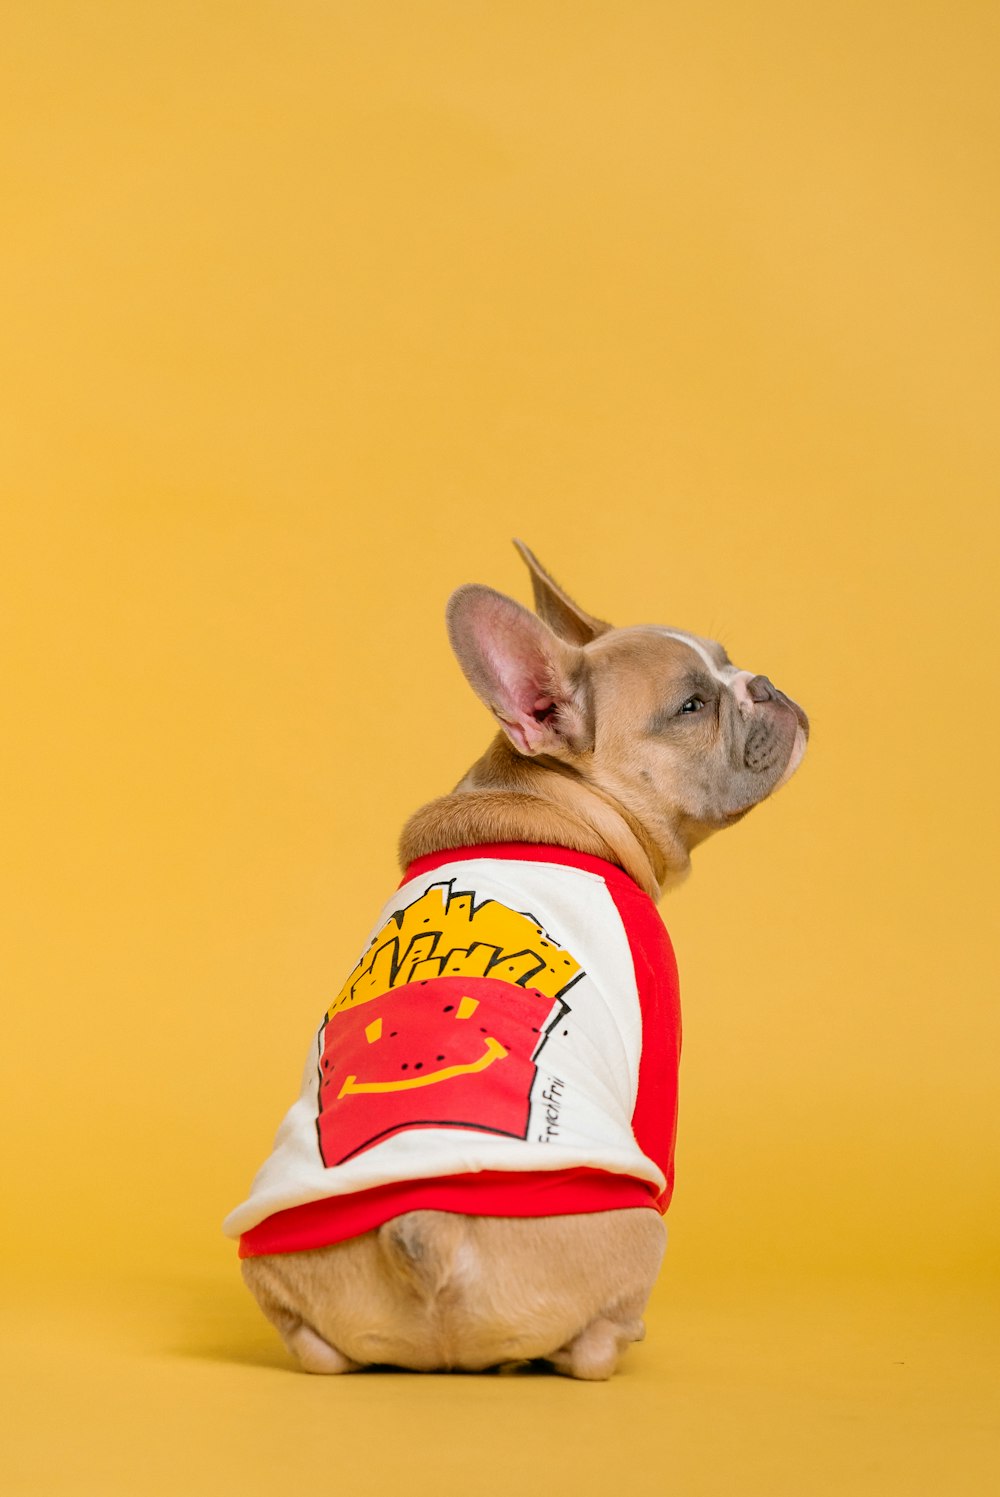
[{"left": 447, "top": 542, "right": 808, "bottom": 877}]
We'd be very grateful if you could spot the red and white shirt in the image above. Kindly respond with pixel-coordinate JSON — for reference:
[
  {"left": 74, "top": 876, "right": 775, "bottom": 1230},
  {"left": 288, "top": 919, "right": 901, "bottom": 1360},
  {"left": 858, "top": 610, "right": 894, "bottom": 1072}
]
[{"left": 224, "top": 844, "right": 681, "bottom": 1257}]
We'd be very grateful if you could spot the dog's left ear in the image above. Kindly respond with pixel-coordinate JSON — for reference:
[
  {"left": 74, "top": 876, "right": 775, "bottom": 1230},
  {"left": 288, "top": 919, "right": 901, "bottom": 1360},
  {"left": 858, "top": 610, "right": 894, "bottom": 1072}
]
[
  {"left": 447, "top": 584, "right": 593, "bottom": 756},
  {"left": 513, "top": 540, "right": 612, "bottom": 645}
]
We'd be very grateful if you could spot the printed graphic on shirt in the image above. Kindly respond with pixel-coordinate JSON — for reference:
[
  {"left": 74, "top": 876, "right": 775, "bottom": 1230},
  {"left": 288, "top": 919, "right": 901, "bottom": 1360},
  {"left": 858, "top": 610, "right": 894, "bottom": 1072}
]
[{"left": 315, "top": 880, "right": 583, "bottom": 1166}]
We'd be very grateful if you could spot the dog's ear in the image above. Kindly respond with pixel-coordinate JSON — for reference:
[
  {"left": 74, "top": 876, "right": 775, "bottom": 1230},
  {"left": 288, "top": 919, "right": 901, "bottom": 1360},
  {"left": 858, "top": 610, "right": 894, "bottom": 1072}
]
[
  {"left": 447, "top": 585, "right": 593, "bottom": 756},
  {"left": 512, "top": 540, "right": 612, "bottom": 645}
]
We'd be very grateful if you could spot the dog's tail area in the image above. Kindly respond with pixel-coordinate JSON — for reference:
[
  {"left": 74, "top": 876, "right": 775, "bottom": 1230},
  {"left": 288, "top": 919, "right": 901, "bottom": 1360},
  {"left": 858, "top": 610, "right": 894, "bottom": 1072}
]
[{"left": 377, "top": 1210, "right": 469, "bottom": 1299}]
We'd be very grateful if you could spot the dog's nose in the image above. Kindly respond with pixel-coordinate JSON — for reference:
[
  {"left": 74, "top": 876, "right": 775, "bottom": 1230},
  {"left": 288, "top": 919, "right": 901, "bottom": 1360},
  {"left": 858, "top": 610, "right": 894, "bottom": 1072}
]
[{"left": 747, "top": 675, "right": 779, "bottom": 704}]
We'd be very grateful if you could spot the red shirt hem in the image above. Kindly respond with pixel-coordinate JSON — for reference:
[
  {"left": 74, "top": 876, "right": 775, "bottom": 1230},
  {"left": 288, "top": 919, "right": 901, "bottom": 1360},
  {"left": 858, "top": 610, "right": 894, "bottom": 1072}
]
[{"left": 238, "top": 1168, "right": 662, "bottom": 1258}]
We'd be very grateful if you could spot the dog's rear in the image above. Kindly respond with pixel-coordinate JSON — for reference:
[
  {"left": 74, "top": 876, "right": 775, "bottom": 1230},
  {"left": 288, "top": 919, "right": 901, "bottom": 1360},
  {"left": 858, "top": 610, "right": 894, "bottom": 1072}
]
[{"left": 243, "top": 1207, "right": 664, "bottom": 1377}]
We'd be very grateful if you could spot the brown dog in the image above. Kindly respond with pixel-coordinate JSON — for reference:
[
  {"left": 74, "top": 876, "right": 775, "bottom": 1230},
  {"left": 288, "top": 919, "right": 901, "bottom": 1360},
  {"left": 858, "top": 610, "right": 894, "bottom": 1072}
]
[{"left": 226, "top": 543, "right": 808, "bottom": 1378}]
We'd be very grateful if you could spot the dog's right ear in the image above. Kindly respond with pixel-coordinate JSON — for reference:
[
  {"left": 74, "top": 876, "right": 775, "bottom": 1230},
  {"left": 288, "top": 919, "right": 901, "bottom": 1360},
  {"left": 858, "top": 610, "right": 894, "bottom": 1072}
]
[
  {"left": 447, "top": 585, "right": 593, "bottom": 756},
  {"left": 513, "top": 540, "right": 612, "bottom": 645}
]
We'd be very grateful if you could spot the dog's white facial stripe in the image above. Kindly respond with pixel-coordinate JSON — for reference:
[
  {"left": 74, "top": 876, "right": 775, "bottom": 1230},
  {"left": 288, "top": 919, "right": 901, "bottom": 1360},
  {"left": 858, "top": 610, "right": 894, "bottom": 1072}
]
[
  {"left": 657, "top": 629, "right": 755, "bottom": 714},
  {"left": 656, "top": 629, "right": 732, "bottom": 682}
]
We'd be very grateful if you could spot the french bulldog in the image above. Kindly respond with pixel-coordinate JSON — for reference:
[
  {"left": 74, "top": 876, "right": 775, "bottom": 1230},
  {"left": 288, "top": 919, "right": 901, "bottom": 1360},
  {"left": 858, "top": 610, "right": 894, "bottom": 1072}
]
[{"left": 226, "top": 542, "right": 808, "bottom": 1378}]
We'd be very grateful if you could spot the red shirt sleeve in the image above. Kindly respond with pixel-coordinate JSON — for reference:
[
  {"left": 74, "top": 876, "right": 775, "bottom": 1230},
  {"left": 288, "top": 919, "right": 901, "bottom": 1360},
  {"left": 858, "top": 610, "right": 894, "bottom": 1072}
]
[{"left": 601, "top": 871, "right": 682, "bottom": 1212}]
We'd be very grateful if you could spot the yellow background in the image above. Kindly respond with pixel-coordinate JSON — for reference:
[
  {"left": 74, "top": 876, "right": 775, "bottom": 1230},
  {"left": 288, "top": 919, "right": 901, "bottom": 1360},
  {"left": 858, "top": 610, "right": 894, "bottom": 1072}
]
[{"left": 3, "top": 2, "right": 997, "bottom": 1492}]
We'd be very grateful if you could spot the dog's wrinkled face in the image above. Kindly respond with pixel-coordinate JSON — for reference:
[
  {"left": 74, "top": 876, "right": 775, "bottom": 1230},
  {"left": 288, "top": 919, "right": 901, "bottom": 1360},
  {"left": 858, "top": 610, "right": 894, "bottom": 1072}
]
[
  {"left": 585, "top": 625, "right": 809, "bottom": 842},
  {"left": 447, "top": 543, "right": 808, "bottom": 871}
]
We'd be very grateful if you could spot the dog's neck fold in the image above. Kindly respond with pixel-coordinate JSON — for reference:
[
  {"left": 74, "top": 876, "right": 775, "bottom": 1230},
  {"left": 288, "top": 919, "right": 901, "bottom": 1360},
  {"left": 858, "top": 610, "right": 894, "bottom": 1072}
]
[{"left": 398, "top": 735, "right": 688, "bottom": 901}]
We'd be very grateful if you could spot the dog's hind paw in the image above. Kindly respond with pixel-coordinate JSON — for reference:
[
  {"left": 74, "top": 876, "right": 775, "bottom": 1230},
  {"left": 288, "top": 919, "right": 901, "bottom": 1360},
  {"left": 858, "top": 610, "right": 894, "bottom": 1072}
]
[
  {"left": 286, "top": 1323, "right": 360, "bottom": 1375},
  {"left": 549, "top": 1317, "right": 627, "bottom": 1381}
]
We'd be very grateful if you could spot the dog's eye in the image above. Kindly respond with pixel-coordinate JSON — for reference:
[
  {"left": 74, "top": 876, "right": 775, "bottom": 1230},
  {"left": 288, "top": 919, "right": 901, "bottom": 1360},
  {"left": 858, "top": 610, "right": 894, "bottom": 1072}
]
[{"left": 679, "top": 696, "right": 705, "bottom": 714}]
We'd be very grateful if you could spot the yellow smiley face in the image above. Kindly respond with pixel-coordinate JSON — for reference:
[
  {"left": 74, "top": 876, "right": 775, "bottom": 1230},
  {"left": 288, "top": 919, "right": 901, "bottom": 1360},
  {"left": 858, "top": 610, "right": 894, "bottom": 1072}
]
[{"left": 335, "top": 996, "right": 508, "bottom": 1097}]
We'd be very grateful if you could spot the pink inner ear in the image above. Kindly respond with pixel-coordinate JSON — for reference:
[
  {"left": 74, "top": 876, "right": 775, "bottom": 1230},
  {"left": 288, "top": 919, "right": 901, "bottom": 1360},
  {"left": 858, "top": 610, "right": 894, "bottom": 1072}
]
[
  {"left": 454, "top": 587, "right": 577, "bottom": 754},
  {"left": 489, "top": 639, "right": 562, "bottom": 751},
  {"left": 483, "top": 630, "right": 554, "bottom": 718}
]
